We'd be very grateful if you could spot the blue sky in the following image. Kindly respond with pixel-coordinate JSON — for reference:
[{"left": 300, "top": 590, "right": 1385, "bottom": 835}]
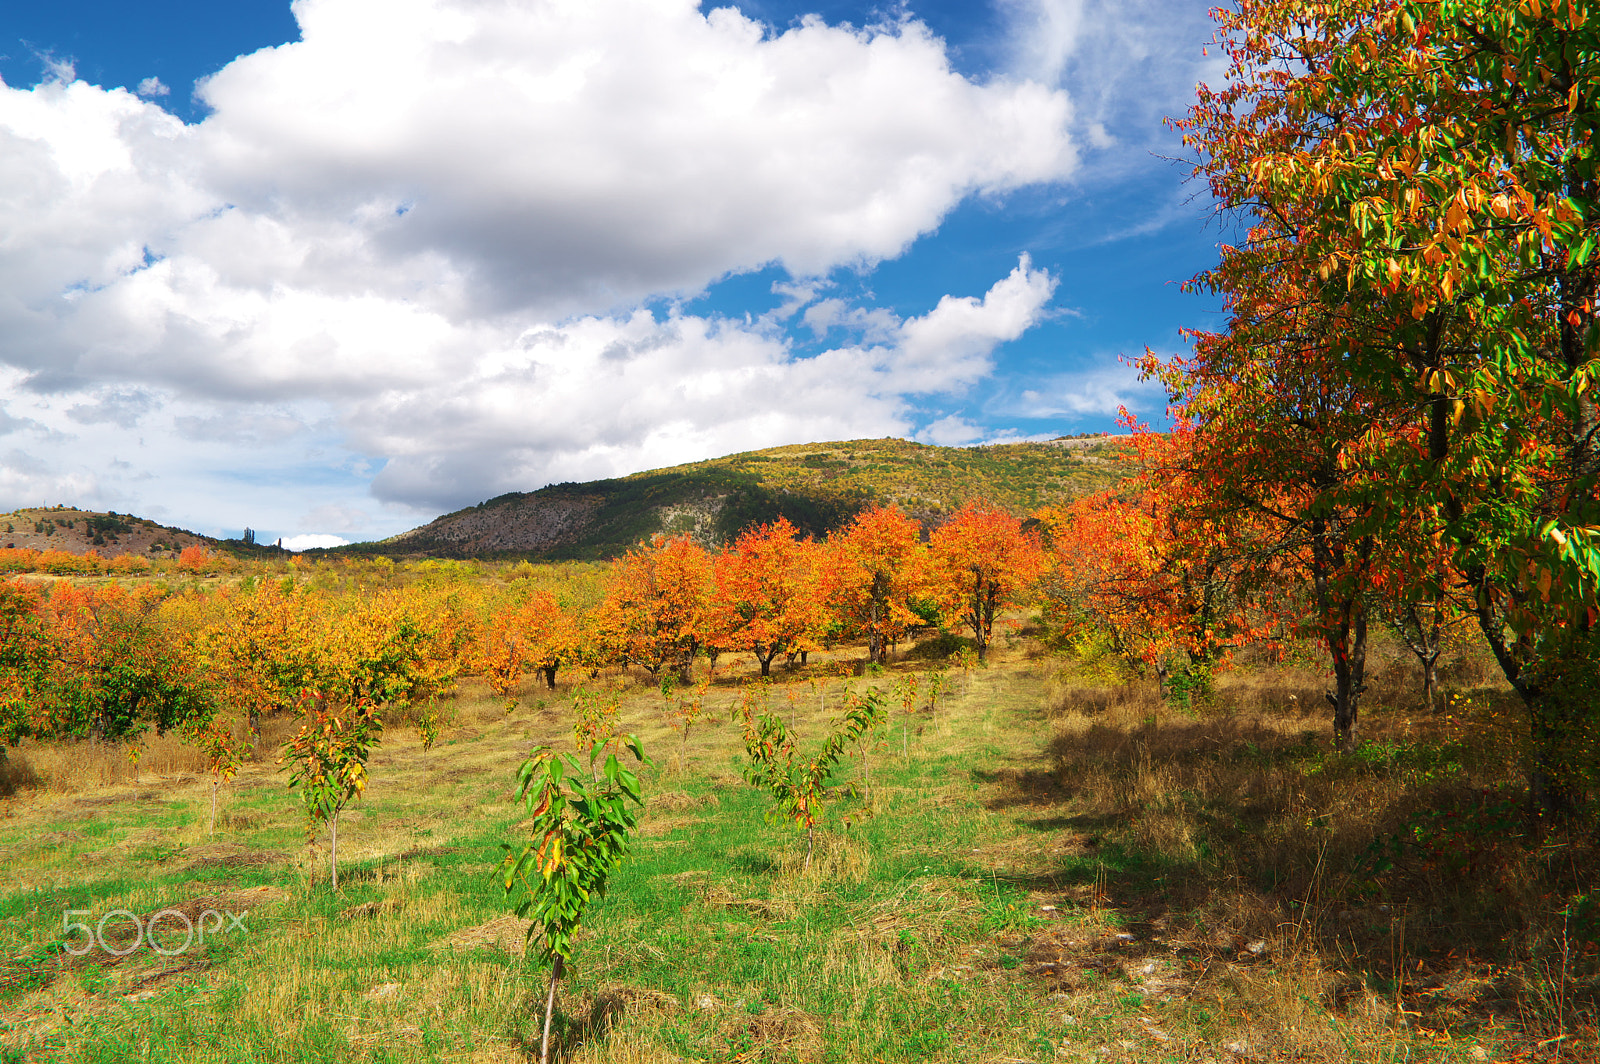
[{"left": 0, "top": 0, "right": 1224, "bottom": 547}]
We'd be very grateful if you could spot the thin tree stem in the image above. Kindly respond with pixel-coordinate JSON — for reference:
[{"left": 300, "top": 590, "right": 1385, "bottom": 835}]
[{"left": 541, "top": 956, "right": 564, "bottom": 1064}]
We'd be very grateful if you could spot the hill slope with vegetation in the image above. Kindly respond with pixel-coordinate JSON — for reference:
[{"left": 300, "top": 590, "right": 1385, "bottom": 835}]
[
  {"left": 0, "top": 506, "right": 224, "bottom": 560},
  {"left": 380, "top": 434, "right": 1133, "bottom": 559}
]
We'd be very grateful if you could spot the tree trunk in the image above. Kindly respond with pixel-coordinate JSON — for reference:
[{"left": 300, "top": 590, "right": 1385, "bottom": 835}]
[
  {"left": 542, "top": 665, "right": 557, "bottom": 690},
  {"left": 1467, "top": 576, "right": 1585, "bottom": 819},
  {"left": 540, "top": 955, "right": 565, "bottom": 1064},
  {"left": 329, "top": 810, "right": 340, "bottom": 891},
  {"left": 1526, "top": 686, "right": 1585, "bottom": 819},
  {"left": 209, "top": 779, "right": 219, "bottom": 835},
  {"left": 869, "top": 574, "right": 889, "bottom": 665},
  {"left": 1328, "top": 604, "right": 1368, "bottom": 753},
  {"left": 1421, "top": 653, "right": 1439, "bottom": 712}
]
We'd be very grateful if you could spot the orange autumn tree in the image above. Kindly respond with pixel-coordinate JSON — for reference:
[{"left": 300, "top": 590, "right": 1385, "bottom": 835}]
[
  {"left": 1144, "top": 322, "right": 1393, "bottom": 751},
  {"left": 927, "top": 505, "right": 1046, "bottom": 663},
  {"left": 0, "top": 580, "right": 50, "bottom": 748},
  {"left": 32, "top": 581, "right": 214, "bottom": 743},
  {"left": 1182, "top": 0, "right": 1600, "bottom": 800},
  {"left": 595, "top": 535, "right": 714, "bottom": 682},
  {"left": 525, "top": 593, "right": 579, "bottom": 691},
  {"left": 189, "top": 579, "right": 317, "bottom": 745},
  {"left": 1041, "top": 423, "right": 1281, "bottom": 697},
  {"left": 476, "top": 589, "right": 530, "bottom": 700},
  {"left": 477, "top": 589, "right": 579, "bottom": 695},
  {"left": 823, "top": 506, "right": 926, "bottom": 666},
  {"left": 712, "top": 518, "right": 828, "bottom": 677}
]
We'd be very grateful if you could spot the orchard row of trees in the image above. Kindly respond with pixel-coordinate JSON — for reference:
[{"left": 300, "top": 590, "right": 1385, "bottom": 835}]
[
  {"left": 0, "top": 544, "right": 220, "bottom": 576},
  {"left": 0, "top": 504, "right": 1046, "bottom": 759},
  {"left": 1087, "top": 0, "right": 1600, "bottom": 816}
]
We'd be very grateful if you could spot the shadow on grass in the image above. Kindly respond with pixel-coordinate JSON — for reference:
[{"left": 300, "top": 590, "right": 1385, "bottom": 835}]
[
  {"left": 970, "top": 706, "right": 1600, "bottom": 1042},
  {"left": 727, "top": 850, "right": 780, "bottom": 876}
]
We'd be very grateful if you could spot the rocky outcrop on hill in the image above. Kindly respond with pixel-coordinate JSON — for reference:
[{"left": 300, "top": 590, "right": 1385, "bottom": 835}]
[{"left": 387, "top": 495, "right": 606, "bottom": 554}]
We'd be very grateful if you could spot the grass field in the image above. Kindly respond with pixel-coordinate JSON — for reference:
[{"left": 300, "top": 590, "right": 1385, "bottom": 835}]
[{"left": 1, "top": 632, "right": 1595, "bottom": 1063}]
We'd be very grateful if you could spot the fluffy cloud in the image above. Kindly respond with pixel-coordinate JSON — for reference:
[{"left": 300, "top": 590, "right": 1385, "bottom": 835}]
[
  {"left": 190, "top": 0, "right": 1075, "bottom": 318},
  {"left": 359, "top": 256, "right": 1057, "bottom": 510},
  {"left": 1008, "top": 358, "right": 1163, "bottom": 420},
  {"left": 0, "top": 0, "right": 1079, "bottom": 535},
  {"left": 917, "top": 415, "right": 986, "bottom": 446},
  {"left": 281, "top": 533, "right": 351, "bottom": 552}
]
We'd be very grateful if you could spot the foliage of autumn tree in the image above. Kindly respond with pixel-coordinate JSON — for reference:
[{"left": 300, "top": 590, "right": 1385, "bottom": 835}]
[
  {"left": 1183, "top": 0, "right": 1600, "bottom": 807},
  {"left": 0, "top": 580, "right": 49, "bottom": 750},
  {"left": 524, "top": 594, "right": 579, "bottom": 690},
  {"left": 594, "top": 535, "right": 714, "bottom": 682},
  {"left": 822, "top": 506, "right": 926, "bottom": 665},
  {"left": 1140, "top": 303, "right": 1394, "bottom": 749},
  {"left": 926, "top": 505, "right": 1046, "bottom": 663},
  {"left": 473, "top": 586, "right": 575, "bottom": 698},
  {"left": 1040, "top": 427, "right": 1279, "bottom": 697},
  {"left": 177, "top": 545, "right": 220, "bottom": 573},
  {"left": 712, "top": 518, "right": 829, "bottom": 677},
  {"left": 31, "top": 582, "right": 213, "bottom": 743},
  {"left": 476, "top": 594, "right": 530, "bottom": 700},
  {"left": 185, "top": 579, "right": 315, "bottom": 744}
]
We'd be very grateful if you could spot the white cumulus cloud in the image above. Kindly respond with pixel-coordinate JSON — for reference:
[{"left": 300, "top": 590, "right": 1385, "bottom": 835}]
[
  {"left": 0, "top": 0, "right": 1080, "bottom": 535},
  {"left": 1007, "top": 358, "right": 1162, "bottom": 420},
  {"left": 355, "top": 256, "right": 1058, "bottom": 511},
  {"left": 280, "top": 533, "right": 351, "bottom": 552}
]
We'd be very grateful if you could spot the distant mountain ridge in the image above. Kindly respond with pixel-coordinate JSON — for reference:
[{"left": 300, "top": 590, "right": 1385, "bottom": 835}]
[{"left": 378, "top": 435, "right": 1134, "bottom": 560}]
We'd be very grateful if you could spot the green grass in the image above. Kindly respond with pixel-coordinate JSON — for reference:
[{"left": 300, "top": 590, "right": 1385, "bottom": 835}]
[{"left": 0, "top": 641, "right": 1589, "bottom": 1062}]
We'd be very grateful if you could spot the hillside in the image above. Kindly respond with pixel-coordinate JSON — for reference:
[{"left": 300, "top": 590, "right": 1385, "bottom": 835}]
[
  {"left": 380, "top": 434, "right": 1134, "bottom": 559},
  {"left": 0, "top": 506, "right": 223, "bottom": 559}
]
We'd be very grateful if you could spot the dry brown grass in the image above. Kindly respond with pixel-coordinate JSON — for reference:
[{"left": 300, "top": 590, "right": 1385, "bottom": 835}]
[{"left": 992, "top": 640, "right": 1600, "bottom": 1061}]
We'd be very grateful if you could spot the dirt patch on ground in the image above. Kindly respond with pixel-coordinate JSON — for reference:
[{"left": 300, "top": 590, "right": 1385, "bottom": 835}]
[
  {"left": 118, "top": 959, "right": 213, "bottom": 1002},
  {"left": 704, "top": 884, "right": 788, "bottom": 920},
  {"left": 587, "top": 984, "right": 680, "bottom": 1034},
  {"left": 650, "top": 791, "right": 718, "bottom": 812},
  {"left": 428, "top": 915, "right": 532, "bottom": 955},
  {"left": 340, "top": 898, "right": 403, "bottom": 920},
  {"left": 719, "top": 1005, "right": 822, "bottom": 1062},
  {"left": 36, "top": 830, "right": 84, "bottom": 844},
  {"left": 181, "top": 843, "right": 288, "bottom": 871},
  {"left": 638, "top": 814, "right": 700, "bottom": 837}
]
